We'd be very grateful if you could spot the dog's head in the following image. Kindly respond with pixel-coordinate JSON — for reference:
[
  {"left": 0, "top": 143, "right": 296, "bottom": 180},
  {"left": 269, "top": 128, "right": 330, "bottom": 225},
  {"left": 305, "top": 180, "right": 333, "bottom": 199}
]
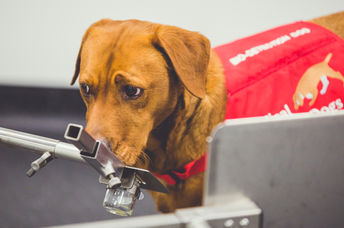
[{"left": 71, "top": 19, "right": 210, "bottom": 166}]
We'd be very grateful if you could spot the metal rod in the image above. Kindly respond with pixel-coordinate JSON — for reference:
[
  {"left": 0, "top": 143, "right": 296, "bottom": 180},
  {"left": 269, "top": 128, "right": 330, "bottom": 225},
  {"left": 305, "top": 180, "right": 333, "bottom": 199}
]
[
  {"left": 0, "top": 125, "right": 168, "bottom": 193},
  {"left": 0, "top": 126, "right": 87, "bottom": 164}
]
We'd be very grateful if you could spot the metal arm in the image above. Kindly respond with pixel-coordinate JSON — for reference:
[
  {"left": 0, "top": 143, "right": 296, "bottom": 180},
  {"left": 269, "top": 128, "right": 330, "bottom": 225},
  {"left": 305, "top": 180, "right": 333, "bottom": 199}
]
[
  {"left": 0, "top": 124, "right": 167, "bottom": 193},
  {"left": 0, "top": 123, "right": 168, "bottom": 216},
  {"left": 0, "top": 126, "right": 85, "bottom": 163}
]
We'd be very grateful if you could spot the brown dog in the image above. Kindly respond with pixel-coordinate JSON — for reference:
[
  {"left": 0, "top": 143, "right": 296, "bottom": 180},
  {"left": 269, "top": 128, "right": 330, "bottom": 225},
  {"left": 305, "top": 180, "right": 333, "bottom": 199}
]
[{"left": 71, "top": 11, "right": 344, "bottom": 213}]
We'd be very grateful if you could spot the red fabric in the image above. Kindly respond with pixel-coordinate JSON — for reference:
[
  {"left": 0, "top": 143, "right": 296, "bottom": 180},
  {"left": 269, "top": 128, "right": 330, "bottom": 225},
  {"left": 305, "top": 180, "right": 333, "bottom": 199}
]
[
  {"left": 153, "top": 153, "right": 207, "bottom": 186},
  {"left": 214, "top": 21, "right": 344, "bottom": 119},
  {"left": 155, "top": 21, "right": 344, "bottom": 186},
  {"left": 153, "top": 172, "right": 178, "bottom": 186}
]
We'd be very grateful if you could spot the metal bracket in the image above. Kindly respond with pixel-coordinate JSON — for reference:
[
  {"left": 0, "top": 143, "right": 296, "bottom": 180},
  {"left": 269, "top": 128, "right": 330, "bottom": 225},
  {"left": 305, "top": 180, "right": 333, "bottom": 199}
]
[
  {"left": 64, "top": 123, "right": 168, "bottom": 194},
  {"left": 26, "top": 151, "right": 54, "bottom": 177}
]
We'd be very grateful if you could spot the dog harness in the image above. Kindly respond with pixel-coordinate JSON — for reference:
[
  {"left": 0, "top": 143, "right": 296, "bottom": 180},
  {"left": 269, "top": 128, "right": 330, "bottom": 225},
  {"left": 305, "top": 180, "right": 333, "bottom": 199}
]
[
  {"left": 215, "top": 21, "right": 344, "bottom": 119},
  {"left": 156, "top": 21, "right": 344, "bottom": 186},
  {"left": 153, "top": 153, "right": 207, "bottom": 186}
]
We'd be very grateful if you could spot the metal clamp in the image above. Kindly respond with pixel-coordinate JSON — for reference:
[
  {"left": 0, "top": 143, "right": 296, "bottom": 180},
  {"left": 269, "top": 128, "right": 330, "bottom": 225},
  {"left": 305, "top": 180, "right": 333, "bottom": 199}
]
[
  {"left": 26, "top": 151, "right": 54, "bottom": 177},
  {"left": 64, "top": 123, "right": 168, "bottom": 194}
]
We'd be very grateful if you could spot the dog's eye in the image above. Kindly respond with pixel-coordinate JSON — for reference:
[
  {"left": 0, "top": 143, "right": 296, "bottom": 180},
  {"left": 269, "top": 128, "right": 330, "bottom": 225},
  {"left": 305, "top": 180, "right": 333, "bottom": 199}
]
[
  {"left": 80, "top": 83, "right": 90, "bottom": 96},
  {"left": 123, "top": 85, "right": 143, "bottom": 100}
]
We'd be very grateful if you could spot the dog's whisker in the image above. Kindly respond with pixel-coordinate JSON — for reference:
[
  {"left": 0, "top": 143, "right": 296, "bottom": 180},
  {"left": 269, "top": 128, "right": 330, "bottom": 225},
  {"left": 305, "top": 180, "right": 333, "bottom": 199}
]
[{"left": 138, "top": 150, "right": 151, "bottom": 166}]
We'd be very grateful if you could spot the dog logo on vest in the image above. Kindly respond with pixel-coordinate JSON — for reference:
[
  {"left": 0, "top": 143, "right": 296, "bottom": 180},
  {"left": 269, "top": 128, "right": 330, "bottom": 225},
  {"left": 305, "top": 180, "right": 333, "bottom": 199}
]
[{"left": 293, "top": 53, "right": 344, "bottom": 110}]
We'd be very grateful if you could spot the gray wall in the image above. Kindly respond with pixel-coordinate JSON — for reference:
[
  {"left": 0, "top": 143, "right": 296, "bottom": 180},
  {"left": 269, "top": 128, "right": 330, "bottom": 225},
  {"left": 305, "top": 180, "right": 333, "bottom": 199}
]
[{"left": 0, "top": 0, "right": 343, "bottom": 88}]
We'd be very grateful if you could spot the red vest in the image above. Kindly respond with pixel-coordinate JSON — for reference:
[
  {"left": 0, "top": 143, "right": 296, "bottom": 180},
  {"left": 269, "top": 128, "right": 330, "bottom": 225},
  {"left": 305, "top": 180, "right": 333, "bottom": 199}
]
[
  {"left": 214, "top": 21, "right": 344, "bottom": 119},
  {"left": 157, "top": 21, "right": 344, "bottom": 185}
]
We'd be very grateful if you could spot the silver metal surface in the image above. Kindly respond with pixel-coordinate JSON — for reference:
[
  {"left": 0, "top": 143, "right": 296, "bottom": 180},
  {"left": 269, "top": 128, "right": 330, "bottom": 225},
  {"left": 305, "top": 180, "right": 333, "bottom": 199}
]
[
  {"left": 65, "top": 124, "right": 123, "bottom": 178},
  {"left": 54, "top": 141, "right": 88, "bottom": 163},
  {"left": 176, "top": 195, "right": 261, "bottom": 228},
  {"left": 0, "top": 126, "right": 86, "bottom": 163},
  {"left": 124, "top": 166, "right": 169, "bottom": 193},
  {"left": 0, "top": 124, "right": 168, "bottom": 193},
  {"left": 64, "top": 124, "right": 168, "bottom": 193},
  {"left": 64, "top": 123, "right": 95, "bottom": 154},
  {"left": 206, "top": 111, "right": 344, "bottom": 228},
  {"left": 0, "top": 123, "right": 169, "bottom": 217},
  {"left": 26, "top": 151, "right": 54, "bottom": 177},
  {"left": 48, "top": 213, "right": 182, "bottom": 228},
  {"left": 49, "top": 195, "right": 261, "bottom": 228},
  {"left": 186, "top": 219, "right": 211, "bottom": 228}
]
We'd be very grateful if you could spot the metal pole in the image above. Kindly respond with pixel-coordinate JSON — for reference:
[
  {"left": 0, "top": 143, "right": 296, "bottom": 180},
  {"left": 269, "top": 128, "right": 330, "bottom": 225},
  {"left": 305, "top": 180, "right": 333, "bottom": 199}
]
[
  {"left": 0, "top": 124, "right": 169, "bottom": 216},
  {"left": 0, "top": 126, "right": 86, "bottom": 164}
]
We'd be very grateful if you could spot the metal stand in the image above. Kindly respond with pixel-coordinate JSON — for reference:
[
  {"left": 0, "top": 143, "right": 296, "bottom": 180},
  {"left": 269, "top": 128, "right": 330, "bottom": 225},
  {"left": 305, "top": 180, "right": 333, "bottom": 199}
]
[
  {"left": 176, "top": 196, "right": 261, "bottom": 228},
  {"left": 0, "top": 124, "right": 168, "bottom": 216},
  {"left": 49, "top": 195, "right": 261, "bottom": 228}
]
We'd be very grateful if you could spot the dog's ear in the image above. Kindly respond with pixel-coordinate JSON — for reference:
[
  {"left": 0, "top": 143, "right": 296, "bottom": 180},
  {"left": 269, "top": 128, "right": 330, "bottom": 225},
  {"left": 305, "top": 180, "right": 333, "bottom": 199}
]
[
  {"left": 154, "top": 25, "right": 211, "bottom": 99},
  {"left": 70, "top": 46, "right": 82, "bottom": 85},
  {"left": 70, "top": 19, "right": 120, "bottom": 85},
  {"left": 71, "top": 31, "right": 89, "bottom": 85}
]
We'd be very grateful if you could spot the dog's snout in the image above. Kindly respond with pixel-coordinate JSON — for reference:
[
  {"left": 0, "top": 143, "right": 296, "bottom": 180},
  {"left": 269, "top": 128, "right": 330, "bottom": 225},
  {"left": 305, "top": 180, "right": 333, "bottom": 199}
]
[{"left": 85, "top": 126, "right": 113, "bottom": 151}]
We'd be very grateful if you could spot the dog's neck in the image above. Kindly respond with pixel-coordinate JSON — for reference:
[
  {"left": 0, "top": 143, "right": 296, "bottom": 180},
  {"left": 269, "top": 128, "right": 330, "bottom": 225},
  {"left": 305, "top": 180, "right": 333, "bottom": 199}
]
[
  {"left": 146, "top": 93, "right": 202, "bottom": 172},
  {"left": 145, "top": 52, "right": 227, "bottom": 174}
]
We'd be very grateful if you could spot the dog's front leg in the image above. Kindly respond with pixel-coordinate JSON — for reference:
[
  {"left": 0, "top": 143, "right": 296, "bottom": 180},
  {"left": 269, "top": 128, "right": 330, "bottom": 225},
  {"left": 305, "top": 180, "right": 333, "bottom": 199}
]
[
  {"left": 150, "top": 173, "right": 204, "bottom": 213},
  {"left": 149, "top": 190, "right": 177, "bottom": 213}
]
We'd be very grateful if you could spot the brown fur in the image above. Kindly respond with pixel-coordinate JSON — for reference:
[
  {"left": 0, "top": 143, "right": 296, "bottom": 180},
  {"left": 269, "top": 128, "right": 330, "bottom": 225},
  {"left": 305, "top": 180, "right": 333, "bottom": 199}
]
[{"left": 71, "top": 11, "right": 344, "bottom": 213}]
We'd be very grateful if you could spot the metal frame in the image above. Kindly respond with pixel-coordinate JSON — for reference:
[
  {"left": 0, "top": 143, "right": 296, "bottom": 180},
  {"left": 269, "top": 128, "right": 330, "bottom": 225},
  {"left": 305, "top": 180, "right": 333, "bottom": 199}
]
[
  {"left": 49, "top": 195, "right": 261, "bottom": 228},
  {"left": 205, "top": 111, "right": 344, "bottom": 227}
]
